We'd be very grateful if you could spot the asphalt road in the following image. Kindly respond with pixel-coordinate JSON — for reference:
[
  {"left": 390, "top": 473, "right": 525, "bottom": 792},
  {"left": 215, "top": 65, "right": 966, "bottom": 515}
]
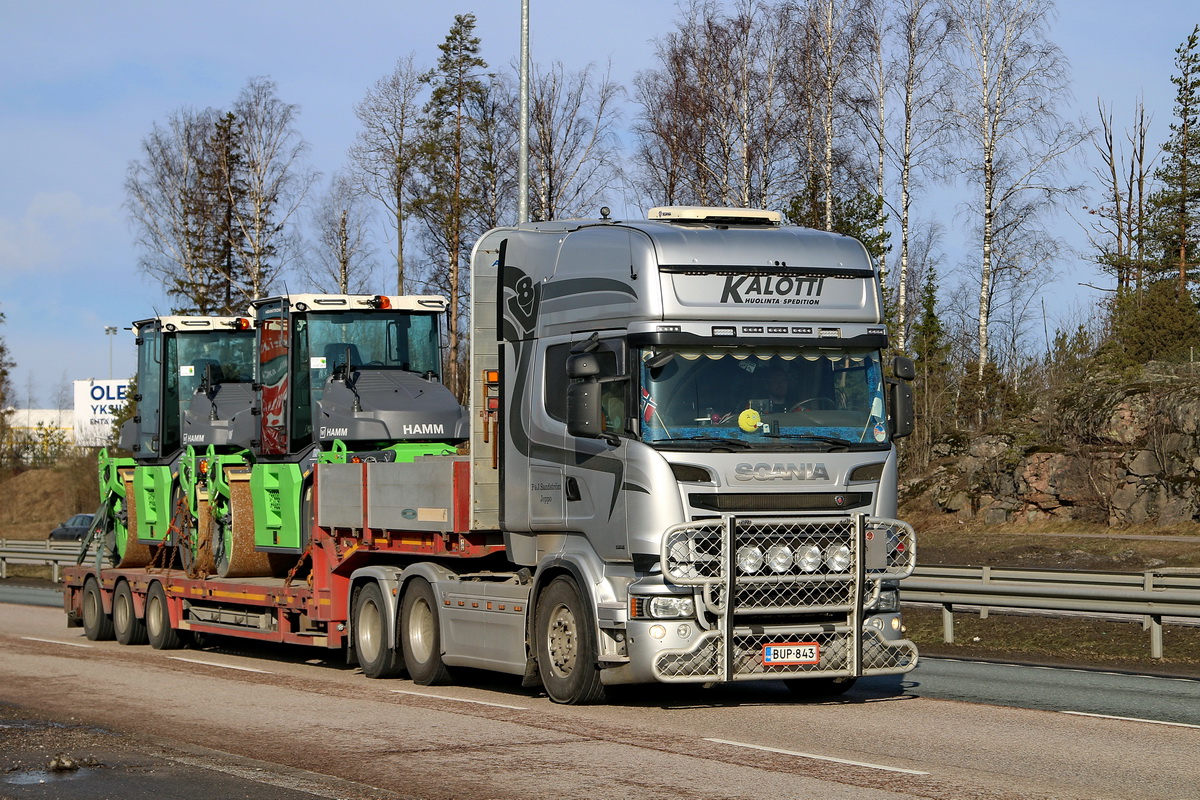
[{"left": 2, "top": 600, "right": 1199, "bottom": 799}]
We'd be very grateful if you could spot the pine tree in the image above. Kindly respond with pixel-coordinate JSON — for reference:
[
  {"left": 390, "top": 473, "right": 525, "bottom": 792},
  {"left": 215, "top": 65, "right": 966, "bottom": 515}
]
[
  {"left": 908, "top": 268, "right": 951, "bottom": 467},
  {"left": 1148, "top": 25, "right": 1200, "bottom": 297},
  {"left": 784, "top": 181, "right": 890, "bottom": 263},
  {"left": 412, "top": 13, "right": 489, "bottom": 399}
]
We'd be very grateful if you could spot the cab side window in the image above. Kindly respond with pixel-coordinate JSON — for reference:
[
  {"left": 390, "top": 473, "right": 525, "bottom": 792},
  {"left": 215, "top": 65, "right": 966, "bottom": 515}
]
[{"left": 546, "top": 338, "right": 629, "bottom": 434}]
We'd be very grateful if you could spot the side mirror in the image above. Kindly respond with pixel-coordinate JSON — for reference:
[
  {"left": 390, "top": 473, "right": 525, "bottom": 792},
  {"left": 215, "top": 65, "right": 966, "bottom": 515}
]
[
  {"left": 892, "top": 355, "right": 915, "bottom": 381},
  {"left": 887, "top": 378, "right": 914, "bottom": 438},
  {"left": 566, "top": 352, "right": 600, "bottom": 379},
  {"left": 566, "top": 380, "right": 603, "bottom": 438}
]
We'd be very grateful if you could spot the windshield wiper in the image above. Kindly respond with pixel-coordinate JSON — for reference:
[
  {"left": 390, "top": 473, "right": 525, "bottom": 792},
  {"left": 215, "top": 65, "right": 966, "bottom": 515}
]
[
  {"left": 764, "top": 433, "right": 856, "bottom": 451},
  {"left": 644, "top": 436, "right": 753, "bottom": 451}
]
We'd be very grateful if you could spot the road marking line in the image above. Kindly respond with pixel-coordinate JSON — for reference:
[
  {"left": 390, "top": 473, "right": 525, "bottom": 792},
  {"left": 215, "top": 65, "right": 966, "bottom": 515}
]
[
  {"left": 928, "top": 657, "right": 1200, "bottom": 683},
  {"left": 391, "top": 689, "right": 527, "bottom": 710},
  {"left": 21, "top": 636, "right": 92, "bottom": 649},
  {"left": 1060, "top": 711, "right": 1200, "bottom": 730},
  {"left": 703, "top": 738, "right": 929, "bottom": 775},
  {"left": 168, "top": 657, "right": 273, "bottom": 674}
]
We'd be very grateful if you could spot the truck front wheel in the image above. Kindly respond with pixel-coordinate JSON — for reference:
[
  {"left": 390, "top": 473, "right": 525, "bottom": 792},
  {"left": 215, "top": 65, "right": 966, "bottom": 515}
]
[
  {"left": 354, "top": 582, "right": 404, "bottom": 679},
  {"left": 81, "top": 577, "right": 114, "bottom": 641},
  {"left": 535, "top": 576, "right": 606, "bottom": 705},
  {"left": 400, "top": 579, "right": 451, "bottom": 685},
  {"left": 112, "top": 581, "right": 147, "bottom": 646}
]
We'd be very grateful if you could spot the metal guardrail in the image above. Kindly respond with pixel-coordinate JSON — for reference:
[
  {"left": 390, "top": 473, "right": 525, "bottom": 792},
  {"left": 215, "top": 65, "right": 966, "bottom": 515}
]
[
  {"left": 0, "top": 539, "right": 83, "bottom": 583},
  {"left": 902, "top": 565, "right": 1200, "bottom": 659}
]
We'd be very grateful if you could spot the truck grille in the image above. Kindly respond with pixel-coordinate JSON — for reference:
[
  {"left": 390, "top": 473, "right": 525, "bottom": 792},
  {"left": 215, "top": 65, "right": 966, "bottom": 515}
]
[
  {"left": 654, "top": 514, "right": 917, "bottom": 682},
  {"left": 688, "top": 492, "right": 871, "bottom": 513}
]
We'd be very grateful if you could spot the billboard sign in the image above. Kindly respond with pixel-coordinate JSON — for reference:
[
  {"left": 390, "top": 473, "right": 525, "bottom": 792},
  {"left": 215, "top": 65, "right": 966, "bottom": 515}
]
[{"left": 74, "top": 379, "right": 130, "bottom": 446}]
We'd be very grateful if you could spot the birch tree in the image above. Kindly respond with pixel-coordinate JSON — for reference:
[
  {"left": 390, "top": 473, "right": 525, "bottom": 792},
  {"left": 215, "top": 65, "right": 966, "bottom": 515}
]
[
  {"left": 632, "top": 0, "right": 796, "bottom": 209},
  {"left": 812, "top": 0, "right": 869, "bottom": 230},
  {"left": 349, "top": 56, "right": 425, "bottom": 295},
  {"left": 125, "top": 106, "right": 227, "bottom": 313},
  {"left": 526, "top": 61, "right": 623, "bottom": 220},
  {"left": 889, "top": 0, "right": 954, "bottom": 352},
  {"left": 1084, "top": 100, "right": 1155, "bottom": 296},
  {"left": 304, "top": 173, "right": 376, "bottom": 294},
  {"left": 945, "top": 0, "right": 1087, "bottom": 383},
  {"left": 229, "top": 77, "right": 316, "bottom": 300}
]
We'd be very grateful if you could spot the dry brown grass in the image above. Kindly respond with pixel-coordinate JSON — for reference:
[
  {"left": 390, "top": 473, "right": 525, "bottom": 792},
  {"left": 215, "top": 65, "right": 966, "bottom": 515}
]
[{"left": 0, "top": 455, "right": 99, "bottom": 541}]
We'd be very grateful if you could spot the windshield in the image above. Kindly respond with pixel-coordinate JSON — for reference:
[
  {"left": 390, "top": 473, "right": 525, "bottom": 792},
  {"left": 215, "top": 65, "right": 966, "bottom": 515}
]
[
  {"left": 639, "top": 347, "right": 889, "bottom": 449},
  {"left": 304, "top": 311, "right": 441, "bottom": 377},
  {"left": 176, "top": 330, "right": 256, "bottom": 399}
]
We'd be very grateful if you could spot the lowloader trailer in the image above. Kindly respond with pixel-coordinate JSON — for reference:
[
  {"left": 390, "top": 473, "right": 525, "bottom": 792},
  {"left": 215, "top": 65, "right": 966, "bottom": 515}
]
[{"left": 66, "top": 206, "right": 918, "bottom": 704}]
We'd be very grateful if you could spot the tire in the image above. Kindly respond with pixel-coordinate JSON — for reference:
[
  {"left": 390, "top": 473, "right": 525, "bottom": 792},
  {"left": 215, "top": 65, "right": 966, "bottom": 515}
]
[
  {"left": 354, "top": 582, "right": 404, "bottom": 679},
  {"left": 145, "top": 582, "right": 184, "bottom": 650},
  {"left": 400, "top": 578, "right": 452, "bottom": 685},
  {"left": 536, "top": 576, "right": 607, "bottom": 705},
  {"left": 81, "top": 578, "right": 114, "bottom": 641},
  {"left": 785, "top": 676, "right": 857, "bottom": 697},
  {"left": 112, "top": 581, "right": 148, "bottom": 646}
]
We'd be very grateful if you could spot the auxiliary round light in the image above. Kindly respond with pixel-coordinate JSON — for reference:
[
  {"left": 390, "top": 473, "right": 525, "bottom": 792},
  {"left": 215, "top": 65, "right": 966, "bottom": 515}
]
[
  {"left": 766, "top": 544, "right": 794, "bottom": 574},
  {"left": 798, "top": 544, "right": 823, "bottom": 573},
  {"left": 649, "top": 624, "right": 667, "bottom": 640},
  {"left": 736, "top": 545, "right": 764, "bottom": 574},
  {"left": 825, "top": 543, "right": 852, "bottom": 572}
]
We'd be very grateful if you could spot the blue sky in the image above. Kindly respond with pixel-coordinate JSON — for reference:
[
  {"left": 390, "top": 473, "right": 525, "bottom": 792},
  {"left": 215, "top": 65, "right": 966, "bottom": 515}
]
[{"left": 0, "top": 1, "right": 1196, "bottom": 407}]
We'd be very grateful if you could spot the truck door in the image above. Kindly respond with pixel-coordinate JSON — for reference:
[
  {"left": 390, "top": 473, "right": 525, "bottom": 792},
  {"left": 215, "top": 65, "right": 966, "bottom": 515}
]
[{"left": 544, "top": 335, "right": 631, "bottom": 560}]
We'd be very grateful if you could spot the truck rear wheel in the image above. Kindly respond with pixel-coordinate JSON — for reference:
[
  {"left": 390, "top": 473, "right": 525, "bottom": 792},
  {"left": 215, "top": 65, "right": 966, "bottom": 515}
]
[
  {"left": 400, "top": 578, "right": 451, "bottom": 685},
  {"left": 354, "top": 582, "right": 404, "bottom": 679},
  {"left": 146, "top": 582, "right": 183, "bottom": 650},
  {"left": 536, "top": 576, "right": 606, "bottom": 705},
  {"left": 81, "top": 577, "right": 114, "bottom": 641},
  {"left": 112, "top": 581, "right": 147, "bottom": 646}
]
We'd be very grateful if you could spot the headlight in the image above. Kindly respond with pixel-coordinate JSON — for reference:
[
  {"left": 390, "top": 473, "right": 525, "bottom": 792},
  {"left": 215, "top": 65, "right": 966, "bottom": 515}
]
[
  {"left": 866, "top": 587, "right": 900, "bottom": 613},
  {"left": 737, "top": 545, "right": 763, "bottom": 574},
  {"left": 766, "top": 544, "right": 793, "bottom": 573},
  {"left": 798, "top": 544, "right": 823, "bottom": 573},
  {"left": 825, "top": 543, "right": 852, "bottom": 572},
  {"left": 648, "top": 596, "right": 696, "bottom": 619}
]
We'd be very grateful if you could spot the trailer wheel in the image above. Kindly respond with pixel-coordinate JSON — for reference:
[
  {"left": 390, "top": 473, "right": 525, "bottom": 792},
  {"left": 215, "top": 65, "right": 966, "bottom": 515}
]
[
  {"left": 146, "top": 582, "right": 183, "bottom": 650},
  {"left": 81, "top": 577, "right": 114, "bottom": 641},
  {"left": 112, "top": 581, "right": 147, "bottom": 646},
  {"left": 353, "top": 582, "right": 404, "bottom": 679},
  {"left": 535, "top": 576, "right": 606, "bottom": 705},
  {"left": 400, "top": 578, "right": 451, "bottom": 685}
]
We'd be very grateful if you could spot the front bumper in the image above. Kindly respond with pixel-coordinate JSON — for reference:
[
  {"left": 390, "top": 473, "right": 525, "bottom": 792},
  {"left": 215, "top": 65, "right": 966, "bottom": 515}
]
[{"left": 625, "top": 514, "right": 918, "bottom": 685}]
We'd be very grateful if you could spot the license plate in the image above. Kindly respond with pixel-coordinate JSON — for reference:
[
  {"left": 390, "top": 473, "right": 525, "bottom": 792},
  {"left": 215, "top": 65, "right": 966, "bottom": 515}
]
[{"left": 763, "top": 642, "right": 820, "bottom": 666}]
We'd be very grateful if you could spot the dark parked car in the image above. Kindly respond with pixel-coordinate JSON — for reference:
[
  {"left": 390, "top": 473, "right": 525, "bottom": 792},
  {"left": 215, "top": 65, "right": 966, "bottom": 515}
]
[{"left": 48, "top": 513, "right": 95, "bottom": 542}]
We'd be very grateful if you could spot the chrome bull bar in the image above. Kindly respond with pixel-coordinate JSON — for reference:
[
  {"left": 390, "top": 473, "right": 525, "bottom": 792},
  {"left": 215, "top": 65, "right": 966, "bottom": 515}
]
[{"left": 653, "top": 514, "right": 918, "bottom": 683}]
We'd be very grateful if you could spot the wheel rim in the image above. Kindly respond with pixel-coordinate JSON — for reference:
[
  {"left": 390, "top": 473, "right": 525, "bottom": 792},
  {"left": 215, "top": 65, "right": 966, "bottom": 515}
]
[
  {"left": 84, "top": 586, "right": 99, "bottom": 628},
  {"left": 114, "top": 589, "right": 131, "bottom": 633},
  {"left": 409, "top": 597, "right": 434, "bottom": 663},
  {"left": 358, "top": 598, "right": 382, "bottom": 663},
  {"left": 147, "top": 594, "right": 163, "bottom": 638},
  {"left": 546, "top": 603, "right": 577, "bottom": 678}
]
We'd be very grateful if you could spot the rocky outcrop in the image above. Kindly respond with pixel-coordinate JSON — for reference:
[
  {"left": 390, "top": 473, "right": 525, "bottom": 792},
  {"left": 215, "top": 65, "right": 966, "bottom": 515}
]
[{"left": 905, "top": 375, "right": 1200, "bottom": 527}]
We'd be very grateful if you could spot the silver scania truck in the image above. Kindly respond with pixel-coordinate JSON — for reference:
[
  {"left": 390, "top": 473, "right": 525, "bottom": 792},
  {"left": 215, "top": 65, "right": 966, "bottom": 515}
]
[{"left": 460, "top": 205, "right": 918, "bottom": 702}]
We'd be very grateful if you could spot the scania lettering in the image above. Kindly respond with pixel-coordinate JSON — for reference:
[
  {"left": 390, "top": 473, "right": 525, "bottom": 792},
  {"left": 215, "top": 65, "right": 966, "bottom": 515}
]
[{"left": 65, "top": 206, "right": 918, "bottom": 704}]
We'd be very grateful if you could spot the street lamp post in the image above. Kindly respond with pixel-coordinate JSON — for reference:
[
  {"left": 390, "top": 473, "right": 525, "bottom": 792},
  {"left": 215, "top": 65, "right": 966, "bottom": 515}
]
[{"left": 104, "top": 326, "right": 118, "bottom": 379}]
